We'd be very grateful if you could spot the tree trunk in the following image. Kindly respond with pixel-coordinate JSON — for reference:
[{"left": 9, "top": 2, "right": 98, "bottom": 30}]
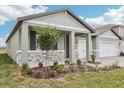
[
  {"left": 47, "top": 51, "right": 50, "bottom": 73},
  {"left": 46, "top": 51, "right": 48, "bottom": 74}
]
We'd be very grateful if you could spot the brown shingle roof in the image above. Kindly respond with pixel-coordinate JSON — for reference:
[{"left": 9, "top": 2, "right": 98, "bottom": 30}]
[{"left": 95, "top": 24, "right": 119, "bottom": 30}]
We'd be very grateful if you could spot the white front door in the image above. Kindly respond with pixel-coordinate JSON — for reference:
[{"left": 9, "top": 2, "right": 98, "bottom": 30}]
[
  {"left": 78, "top": 40, "right": 86, "bottom": 59},
  {"left": 99, "top": 41, "right": 118, "bottom": 57}
]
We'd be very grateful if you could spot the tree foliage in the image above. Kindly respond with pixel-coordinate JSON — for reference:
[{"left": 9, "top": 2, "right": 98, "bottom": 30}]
[
  {"left": 32, "top": 26, "right": 61, "bottom": 73},
  {"left": 32, "top": 26, "right": 61, "bottom": 51}
]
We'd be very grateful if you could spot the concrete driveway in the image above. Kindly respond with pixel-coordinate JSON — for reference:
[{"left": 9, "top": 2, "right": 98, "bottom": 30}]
[{"left": 87, "top": 56, "right": 124, "bottom": 68}]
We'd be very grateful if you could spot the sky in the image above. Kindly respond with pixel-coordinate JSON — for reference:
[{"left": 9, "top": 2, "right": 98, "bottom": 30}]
[{"left": 0, "top": 5, "right": 123, "bottom": 47}]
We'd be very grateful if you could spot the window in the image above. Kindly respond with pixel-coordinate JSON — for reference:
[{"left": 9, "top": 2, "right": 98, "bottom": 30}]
[
  {"left": 53, "top": 43, "right": 58, "bottom": 50},
  {"left": 19, "top": 27, "right": 21, "bottom": 50},
  {"left": 30, "top": 31, "right": 36, "bottom": 50},
  {"left": 66, "top": 34, "right": 69, "bottom": 58}
]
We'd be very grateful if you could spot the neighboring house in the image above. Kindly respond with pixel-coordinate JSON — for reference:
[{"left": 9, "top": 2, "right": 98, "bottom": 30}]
[
  {"left": 6, "top": 8, "right": 94, "bottom": 67},
  {"left": 92, "top": 24, "right": 122, "bottom": 58}
]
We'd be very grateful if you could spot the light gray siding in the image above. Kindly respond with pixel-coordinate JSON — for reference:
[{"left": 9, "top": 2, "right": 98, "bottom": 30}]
[
  {"left": 92, "top": 36, "right": 97, "bottom": 51},
  {"left": 6, "top": 28, "right": 20, "bottom": 61},
  {"left": 27, "top": 12, "right": 86, "bottom": 29},
  {"left": 120, "top": 40, "right": 124, "bottom": 52},
  {"left": 119, "top": 26, "right": 124, "bottom": 36}
]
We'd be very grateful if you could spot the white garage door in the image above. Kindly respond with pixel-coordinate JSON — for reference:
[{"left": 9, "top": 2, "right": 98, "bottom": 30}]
[
  {"left": 99, "top": 41, "right": 118, "bottom": 57},
  {"left": 78, "top": 40, "right": 86, "bottom": 59}
]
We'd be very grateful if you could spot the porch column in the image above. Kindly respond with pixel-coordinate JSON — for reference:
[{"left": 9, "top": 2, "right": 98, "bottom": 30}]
[
  {"left": 86, "top": 33, "right": 92, "bottom": 60},
  {"left": 21, "top": 22, "right": 29, "bottom": 63},
  {"left": 69, "top": 31, "right": 75, "bottom": 63}
]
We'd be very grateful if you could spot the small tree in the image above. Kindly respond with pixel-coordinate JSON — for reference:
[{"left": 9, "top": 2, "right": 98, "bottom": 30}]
[
  {"left": 90, "top": 52, "right": 96, "bottom": 63},
  {"left": 32, "top": 26, "right": 60, "bottom": 73}
]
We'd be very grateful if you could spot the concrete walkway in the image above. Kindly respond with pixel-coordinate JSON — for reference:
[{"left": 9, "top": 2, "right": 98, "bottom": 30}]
[{"left": 87, "top": 56, "right": 124, "bottom": 68}]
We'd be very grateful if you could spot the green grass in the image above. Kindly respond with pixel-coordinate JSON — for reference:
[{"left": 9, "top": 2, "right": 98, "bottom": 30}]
[
  {"left": 0, "top": 48, "right": 6, "bottom": 54},
  {"left": 1, "top": 50, "right": 124, "bottom": 87}
]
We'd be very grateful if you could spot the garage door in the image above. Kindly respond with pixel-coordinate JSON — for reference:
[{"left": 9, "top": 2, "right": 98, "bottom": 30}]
[
  {"left": 78, "top": 40, "right": 86, "bottom": 59},
  {"left": 99, "top": 41, "right": 118, "bottom": 57}
]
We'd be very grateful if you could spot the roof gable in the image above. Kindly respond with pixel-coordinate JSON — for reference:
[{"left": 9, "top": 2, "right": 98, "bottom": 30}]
[
  {"left": 25, "top": 11, "right": 89, "bottom": 32},
  {"left": 99, "top": 30, "right": 117, "bottom": 37},
  {"left": 6, "top": 8, "right": 94, "bottom": 43},
  {"left": 19, "top": 8, "right": 94, "bottom": 33},
  {"left": 97, "top": 29, "right": 121, "bottom": 39}
]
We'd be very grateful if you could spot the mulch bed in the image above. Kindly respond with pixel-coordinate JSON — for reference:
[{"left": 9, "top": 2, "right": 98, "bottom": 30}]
[
  {"left": 23, "top": 64, "right": 121, "bottom": 79},
  {"left": 87, "top": 61, "right": 101, "bottom": 64}
]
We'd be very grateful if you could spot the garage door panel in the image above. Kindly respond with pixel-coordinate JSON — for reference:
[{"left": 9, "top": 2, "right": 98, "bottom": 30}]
[{"left": 99, "top": 41, "right": 118, "bottom": 57}]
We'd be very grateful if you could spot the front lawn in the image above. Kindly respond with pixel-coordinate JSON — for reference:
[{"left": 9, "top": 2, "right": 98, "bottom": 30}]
[
  {"left": 1, "top": 52, "right": 124, "bottom": 87},
  {"left": 0, "top": 48, "right": 6, "bottom": 54}
]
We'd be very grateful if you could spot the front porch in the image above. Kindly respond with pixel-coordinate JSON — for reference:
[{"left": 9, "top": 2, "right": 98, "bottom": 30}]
[{"left": 17, "top": 22, "right": 92, "bottom": 67}]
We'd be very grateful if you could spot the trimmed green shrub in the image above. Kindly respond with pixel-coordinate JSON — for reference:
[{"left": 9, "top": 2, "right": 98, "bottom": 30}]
[
  {"left": 90, "top": 52, "right": 96, "bottom": 63},
  {"left": 104, "top": 65, "right": 111, "bottom": 71},
  {"left": 38, "top": 62, "right": 43, "bottom": 68},
  {"left": 34, "top": 71, "right": 43, "bottom": 78},
  {"left": 62, "top": 64, "right": 70, "bottom": 73},
  {"left": 23, "top": 68, "right": 34, "bottom": 76},
  {"left": 21, "top": 63, "right": 29, "bottom": 71},
  {"left": 95, "top": 63, "right": 99, "bottom": 71},
  {"left": 65, "top": 60, "right": 70, "bottom": 65},
  {"left": 77, "top": 59, "right": 82, "bottom": 65},
  {"left": 70, "top": 64, "right": 79, "bottom": 72},
  {"left": 82, "top": 62, "right": 87, "bottom": 72},
  {"left": 48, "top": 71, "right": 57, "bottom": 77},
  {"left": 53, "top": 65, "right": 64, "bottom": 73},
  {"left": 53, "top": 61, "right": 58, "bottom": 66},
  {"left": 112, "top": 61, "right": 119, "bottom": 69},
  {"left": 120, "top": 51, "right": 124, "bottom": 56}
]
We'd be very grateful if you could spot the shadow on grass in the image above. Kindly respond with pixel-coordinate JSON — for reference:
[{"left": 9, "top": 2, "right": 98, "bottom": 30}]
[{"left": 0, "top": 53, "right": 15, "bottom": 65}]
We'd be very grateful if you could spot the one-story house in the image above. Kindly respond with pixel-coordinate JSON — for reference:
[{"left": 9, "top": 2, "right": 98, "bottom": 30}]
[
  {"left": 92, "top": 24, "right": 122, "bottom": 58},
  {"left": 6, "top": 8, "right": 95, "bottom": 67}
]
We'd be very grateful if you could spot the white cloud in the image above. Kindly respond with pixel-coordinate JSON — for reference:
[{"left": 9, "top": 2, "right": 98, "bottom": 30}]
[
  {"left": 0, "top": 5, "right": 48, "bottom": 25},
  {"left": 79, "top": 6, "right": 124, "bottom": 28},
  {"left": 0, "top": 5, "right": 48, "bottom": 48},
  {"left": 0, "top": 35, "right": 8, "bottom": 48}
]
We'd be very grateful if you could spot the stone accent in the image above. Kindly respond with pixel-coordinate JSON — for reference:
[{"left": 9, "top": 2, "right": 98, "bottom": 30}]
[
  {"left": 16, "top": 50, "right": 22, "bottom": 64},
  {"left": 16, "top": 50, "right": 65, "bottom": 68}
]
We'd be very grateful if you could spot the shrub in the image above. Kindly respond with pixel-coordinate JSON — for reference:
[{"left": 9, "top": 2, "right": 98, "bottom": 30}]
[
  {"left": 77, "top": 59, "right": 82, "bottom": 65},
  {"left": 23, "top": 68, "right": 34, "bottom": 76},
  {"left": 83, "top": 61, "right": 87, "bottom": 72},
  {"left": 90, "top": 52, "right": 96, "bottom": 63},
  {"left": 65, "top": 60, "right": 70, "bottom": 65},
  {"left": 48, "top": 71, "right": 57, "bottom": 77},
  {"left": 53, "top": 61, "right": 58, "bottom": 66},
  {"left": 104, "top": 65, "right": 112, "bottom": 71},
  {"left": 53, "top": 65, "right": 64, "bottom": 73},
  {"left": 109, "top": 65, "right": 113, "bottom": 70},
  {"left": 120, "top": 51, "right": 124, "bottom": 56},
  {"left": 70, "top": 64, "right": 78, "bottom": 72},
  {"left": 21, "top": 63, "right": 29, "bottom": 71},
  {"left": 38, "top": 62, "right": 43, "bottom": 68},
  {"left": 112, "top": 61, "right": 119, "bottom": 69},
  {"left": 95, "top": 63, "right": 99, "bottom": 71},
  {"left": 34, "top": 71, "right": 43, "bottom": 78},
  {"left": 63, "top": 64, "right": 70, "bottom": 73}
]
